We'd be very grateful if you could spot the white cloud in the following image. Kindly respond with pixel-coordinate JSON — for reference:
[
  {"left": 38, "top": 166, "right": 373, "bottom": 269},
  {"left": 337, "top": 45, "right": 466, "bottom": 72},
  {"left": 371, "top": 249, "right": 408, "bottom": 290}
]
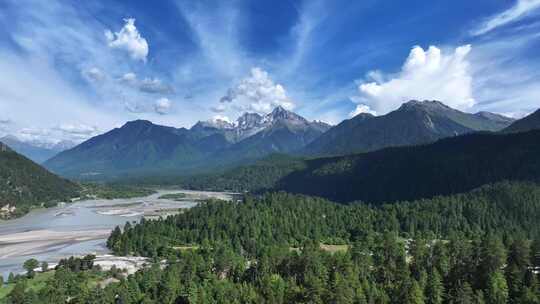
[
  {"left": 154, "top": 98, "right": 172, "bottom": 115},
  {"left": 176, "top": 2, "right": 244, "bottom": 77},
  {"left": 0, "top": 50, "right": 118, "bottom": 141},
  {"left": 16, "top": 128, "right": 52, "bottom": 142},
  {"left": 212, "top": 115, "right": 232, "bottom": 124},
  {"left": 54, "top": 124, "right": 100, "bottom": 137},
  {"left": 105, "top": 18, "right": 149, "bottom": 62},
  {"left": 120, "top": 72, "right": 137, "bottom": 84},
  {"left": 210, "top": 103, "right": 227, "bottom": 113},
  {"left": 0, "top": 118, "right": 11, "bottom": 135},
  {"left": 139, "top": 78, "right": 173, "bottom": 94},
  {"left": 353, "top": 45, "right": 474, "bottom": 115},
  {"left": 349, "top": 104, "right": 377, "bottom": 118},
  {"left": 82, "top": 67, "right": 105, "bottom": 82},
  {"left": 13, "top": 124, "right": 100, "bottom": 144},
  {"left": 471, "top": 0, "right": 540, "bottom": 36},
  {"left": 219, "top": 67, "right": 295, "bottom": 114},
  {"left": 119, "top": 72, "right": 173, "bottom": 94}
]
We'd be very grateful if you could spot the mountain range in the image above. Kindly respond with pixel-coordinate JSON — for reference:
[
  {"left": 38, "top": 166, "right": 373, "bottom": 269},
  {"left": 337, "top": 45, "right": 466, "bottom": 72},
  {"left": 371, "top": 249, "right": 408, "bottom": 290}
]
[
  {"left": 182, "top": 107, "right": 540, "bottom": 204},
  {"left": 302, "top": 100, "right": 515, "bottom": 156},
  {"left": 45, "top": 101, "right": 518, "bottom": 179},
  {"left": 503, "top": 108, "right": 540, "bottom": 133},
  {"left": 0, "top": 141, "right": 80, "bottom": 218},
  {"left": 0, "top": 135, "right": 76, "bottom": 163},
  {"left": 45, "top": 106, "right": 330, "bottom": 178}
]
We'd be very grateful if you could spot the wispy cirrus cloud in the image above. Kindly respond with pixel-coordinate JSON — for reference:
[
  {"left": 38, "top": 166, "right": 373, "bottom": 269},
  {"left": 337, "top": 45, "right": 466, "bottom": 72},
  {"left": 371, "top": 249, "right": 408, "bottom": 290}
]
[{"left": 471, "top": 0, "right": 540, "bottom": 36}]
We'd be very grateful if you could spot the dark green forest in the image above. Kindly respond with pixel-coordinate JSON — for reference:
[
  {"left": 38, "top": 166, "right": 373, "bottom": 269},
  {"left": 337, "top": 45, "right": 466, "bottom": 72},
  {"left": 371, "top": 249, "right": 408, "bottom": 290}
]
[
  {"left": 5, "top": 181, "right": 540, "bottom": 303},
  {"left": 0, "top": 144, "right": 80, "bottom": 218},
  {"left": 176, "top": 154, "right": 307, "bottom": 192},
  {"left": 108, "top": 182, "right": 540, "bottom": 256},
  {"left": 181, "top": 129, "right": 540, "bottom": 204}
]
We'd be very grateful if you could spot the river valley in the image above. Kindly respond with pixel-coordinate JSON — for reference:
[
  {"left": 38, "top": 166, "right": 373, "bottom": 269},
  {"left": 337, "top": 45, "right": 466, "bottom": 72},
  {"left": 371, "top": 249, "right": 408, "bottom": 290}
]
[{"left": 0, "top": 189, "right": 236, "bottom": 276}]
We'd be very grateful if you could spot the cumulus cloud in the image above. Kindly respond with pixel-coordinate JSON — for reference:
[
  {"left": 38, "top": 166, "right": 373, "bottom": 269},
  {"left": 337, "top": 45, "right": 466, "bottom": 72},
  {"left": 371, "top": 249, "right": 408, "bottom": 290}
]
[
  {"left": 210, "top": 103, "right": 227, "bottom": 113},
  {"left": 82, "top": 67, "right": 105, "bottom": 82},
  {"left": 120, "top": 72, "right": 137, "bottom": 84},
  {"left": 16, "top": 128, "right": 52, "bottom": 142},
  {"left": 124, "top": 102, "right": 146, "bottom": 114},
  {"left": 13, "top": 124, "right": 100, "bottom": 144},
  {"left": 219, "top": 67, "right": 295, "bottom": 114},
  {"left": 349, "top": 104, "right": 377, "bottom": 118},
  {"left": 119, "top": 72, "right": 173, "bottom": 94},
  {"left": 352, "top": 45, "right": 474, "bottom": 115},
  {"left": 105, "top": 18, "right": 149, "bottom": 62},
  {"left": 154, "top": 98, "right": 172, "bottom": 115},
  {"left": 212, "top": 115, "right": 232, "bottom": 124},
  {"left": 54, "top": 123, "right": 100, "bottom": 137},
  {"left": 471, "top": 0, "right": 540, "bottom": 36},
  {"left": 139, "top": 78, "right": 173, "bottom": 94}
]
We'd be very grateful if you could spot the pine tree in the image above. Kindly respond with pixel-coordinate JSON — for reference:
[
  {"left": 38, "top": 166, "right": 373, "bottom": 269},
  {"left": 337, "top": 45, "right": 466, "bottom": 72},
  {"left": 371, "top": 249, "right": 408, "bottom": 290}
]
[
  {"left": 506, "top": 238, "right": 531, "bottom": 302},
  {"left": 486, "top": 270, "right": 509, "bottom": 304},
  {"left": 477, "top": 235, "right": 507, "bottom": 290},
  {"left": 406, "top": 280, "right": 425, "bottom": 304},
  {"left": 330, "top": 272, "right": 354, "bottom": 304},
  {"left": 451, "top": 282, "right": 474, "bottom": 304},
  {"left": 41, "top": 261, "right": 49, "bottom": 273},
  {"left": 425, "top": 269, "right": 444, "bottom": 304},
  {"left": 410, "top": 237, "right": 429, "bottom": 281}
]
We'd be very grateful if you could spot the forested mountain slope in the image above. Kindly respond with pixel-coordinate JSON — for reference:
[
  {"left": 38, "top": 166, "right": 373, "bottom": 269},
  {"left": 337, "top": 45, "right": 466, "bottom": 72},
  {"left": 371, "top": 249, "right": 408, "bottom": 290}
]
[
  {"left": 110, "top": 182, "right": 540, "bottom": 255},
  {"left": 303, "top": 100, "right": 514, "bottom": 156},
  {"left": 503, "top": 108, "right": 540, "bottom": 133},
  {"left": 0, "top": 142, "right": 80, "bottom": 218},
  {"left": 280, "top": 129, "right": 540, "bottom": 203},
  {"left": 187, "top": 129, "right": 540, "bottom": 204},
  {"left": 44, "top": 120, "right": 215, "bottom": 178}
]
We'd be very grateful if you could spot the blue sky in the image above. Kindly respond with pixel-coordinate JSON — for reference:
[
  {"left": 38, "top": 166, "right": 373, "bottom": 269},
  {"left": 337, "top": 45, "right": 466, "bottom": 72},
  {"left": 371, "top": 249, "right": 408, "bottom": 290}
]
[{"left": 0, "top": 0, "right": 539, "bottom": 143}]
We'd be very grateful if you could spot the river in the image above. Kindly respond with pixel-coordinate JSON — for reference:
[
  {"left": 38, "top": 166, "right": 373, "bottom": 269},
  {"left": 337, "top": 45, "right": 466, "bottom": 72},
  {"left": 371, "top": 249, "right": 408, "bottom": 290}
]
[{"left": 0, "top": 189, "right": 236, "bottom": 276}]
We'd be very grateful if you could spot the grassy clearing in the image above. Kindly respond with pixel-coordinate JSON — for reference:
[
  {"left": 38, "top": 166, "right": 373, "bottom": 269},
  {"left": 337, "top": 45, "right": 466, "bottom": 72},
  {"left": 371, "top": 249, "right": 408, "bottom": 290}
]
[
  {"left": 172, "top": 245, "right": 200, "bottom": 251},
  {"left": 319, "top": 244, "right": 349, "bottom": 253},
  {"left": 0, "top": 270, "right": 109, "bottom": 300},
  {"left": 0, "top": 271, "right": 55, "bottom": 300},
  {"left": 290, "top": 243, "right": 350, "bottom": 253}
]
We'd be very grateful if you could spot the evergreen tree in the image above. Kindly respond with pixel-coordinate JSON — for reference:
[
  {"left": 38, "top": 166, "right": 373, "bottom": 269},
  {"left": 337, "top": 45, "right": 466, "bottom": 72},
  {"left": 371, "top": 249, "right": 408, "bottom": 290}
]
[
  {"left": 41, "top": 261, "right": 48, "bottom": 273},
  {"left": 477, "top": 235, "right": 506, "bottom": 290},
  {"left": 486, "top": 270, "right": 509, "bottom": 304},
  {"left": 330, "top": 272, "right": 355, "bottom": 304},
  {"left": 451, "top": 282, "right": 474, "bottom": 304},
  {"left": 23, "top": 258, "right": 39, "bottom": 278},
  {"left": 7, "top": 280, "right": 27, "bottom": 304},
  {"left": 406, "top": 280, "right": 425, "bottom": 304},
  {"left": 425, "top": 269, "right": 444, "bottom": 304}
]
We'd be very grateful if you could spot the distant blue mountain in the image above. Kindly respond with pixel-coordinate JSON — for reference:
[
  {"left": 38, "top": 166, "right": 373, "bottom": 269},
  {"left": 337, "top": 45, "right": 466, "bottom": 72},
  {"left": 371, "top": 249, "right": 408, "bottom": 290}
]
[
  {"left": 0, "top": 135, "right": 75, "bottom": 164},
  {"left": 44, "top": 106, "right": 330, "bottom": 179}
]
